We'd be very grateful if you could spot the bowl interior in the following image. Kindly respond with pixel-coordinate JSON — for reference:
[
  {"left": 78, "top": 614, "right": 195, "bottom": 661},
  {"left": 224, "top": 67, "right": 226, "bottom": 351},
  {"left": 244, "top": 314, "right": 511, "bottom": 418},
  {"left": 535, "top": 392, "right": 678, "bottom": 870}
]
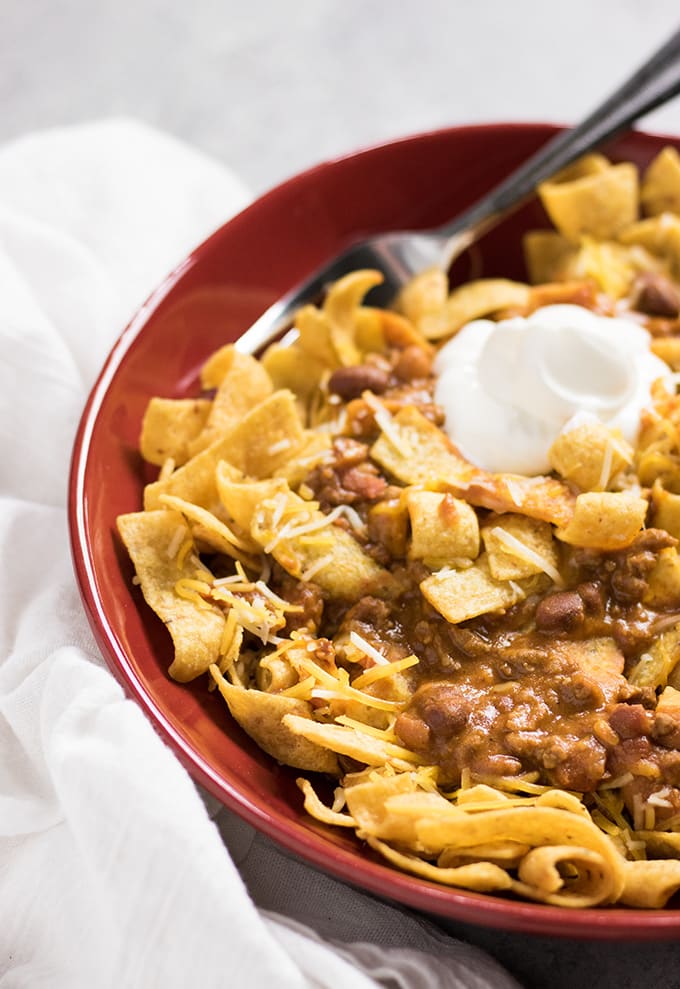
[{"left": 69, "top": 122, "right": 680, "bottom": 939}]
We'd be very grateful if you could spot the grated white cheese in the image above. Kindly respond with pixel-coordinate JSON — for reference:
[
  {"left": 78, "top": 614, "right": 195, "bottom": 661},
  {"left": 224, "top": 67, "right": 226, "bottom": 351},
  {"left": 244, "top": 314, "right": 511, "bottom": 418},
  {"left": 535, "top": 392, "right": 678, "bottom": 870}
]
[
  {"left": 349, "top": 630, "right": 389, "bottom": 666},
  {"left": 362, "top": 391, "right": 412, "bottom": 457},
  {"left": 598, "top": 772, "right": 634, "bottom": 790},
  {"left": 269, "top": 493, "right": 288, "bottom": 531},
  {"left": 337, "top": 504, "right": 367, "bottom": 533},
  {"left": 268, "top": 438, "right": 292, "bottom": 456},
  {"left": 648, "top": 790, "right": 674, "bottom": 808},
  {"left": 299, "top": 553, "right": 334, "bottom": 582},
  {"left": 166, "top": 524, "right": 188, "bottom": 561},
  {"left": 597, "top": 439, "right": 615, "bottom": 492},
  {"left": 491, "top": 526, "right": 564, "bottom": 587},
  {"left": 503, "top": 478, "right": 524, "bottom": 507}
]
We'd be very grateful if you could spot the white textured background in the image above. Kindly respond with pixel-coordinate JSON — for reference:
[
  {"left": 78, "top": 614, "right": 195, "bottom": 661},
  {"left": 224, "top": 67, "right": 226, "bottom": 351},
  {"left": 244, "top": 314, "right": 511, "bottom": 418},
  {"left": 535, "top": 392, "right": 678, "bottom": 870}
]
[
  {"left": 4, "top": 0, "right": 680, "bottom": 194},
  {"left": 3, "top": 3, "right": 680, "bottom": 988}
]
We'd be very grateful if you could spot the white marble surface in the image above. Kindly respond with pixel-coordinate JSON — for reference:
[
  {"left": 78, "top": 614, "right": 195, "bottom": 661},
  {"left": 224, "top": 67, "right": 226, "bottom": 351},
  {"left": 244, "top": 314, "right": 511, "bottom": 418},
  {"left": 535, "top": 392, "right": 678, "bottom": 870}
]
[{"left": 4, "top": 3, "right": 680, "bottom": 988}]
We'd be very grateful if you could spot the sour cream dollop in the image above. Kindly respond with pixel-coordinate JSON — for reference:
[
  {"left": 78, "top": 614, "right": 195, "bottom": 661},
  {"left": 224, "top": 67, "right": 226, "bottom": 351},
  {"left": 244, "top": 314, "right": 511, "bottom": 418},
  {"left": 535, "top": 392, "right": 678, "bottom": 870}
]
[{"left": 433, "top": 304, "right": 669, "bottom": 475}]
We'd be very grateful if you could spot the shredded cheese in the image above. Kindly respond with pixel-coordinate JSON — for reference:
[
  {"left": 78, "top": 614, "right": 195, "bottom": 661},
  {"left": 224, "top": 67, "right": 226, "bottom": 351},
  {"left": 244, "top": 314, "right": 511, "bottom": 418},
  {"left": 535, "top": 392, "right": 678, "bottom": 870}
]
[
  {"left": 648, "top": 790, "right": 674, "bottom": 809},
  {"left": 490, "top": 526, "right": 564, "bottom": 587},
  {"left": 598, "top": 772, "right": 634, "bottom": 790},
  {"left": 299, "top": 554, "right": 334, "bottom": 582},
  {"left": 268, "top": 438, "right": 292, "bottom": 455},
  {"left": 503, "top": 478, "right": 524, "bottom": 507},
  {"left": 351, "top": 654, "right": 419, "bottom": 690},
  {"left": 349, "top": 630, "right": 389, "bottom": 666},
  {"left": 337, "top": 504, "right": 367, "bottom": 533},
  {"left": 293, "top": 656, "right": 403, "bottom": 713},
  {"left": 335, "top": 715, "right": 399, "bottom": 742},
  {"left": 362, "top": 391, "right": 412, "bottom": 457},
  {"left": 166, "top": 524, "right": 188, "bottom": 560},
  {"left": 254, "top": 580, "right": 304, "bottom": 612},
  {"left": 211, "top": 587, "right": 283, "bottom": 644},
  {"left": 281, "top": 675, "right": 316, "bottom": 699},
  {"left": 597, "top": 438, "right": 615, "bottom": 491},
  {"left": 158, "top": 457, "right": 176, "bottom": 482},
  {"left": 174, "top": 578, "right": 213, "bottom": 610}
]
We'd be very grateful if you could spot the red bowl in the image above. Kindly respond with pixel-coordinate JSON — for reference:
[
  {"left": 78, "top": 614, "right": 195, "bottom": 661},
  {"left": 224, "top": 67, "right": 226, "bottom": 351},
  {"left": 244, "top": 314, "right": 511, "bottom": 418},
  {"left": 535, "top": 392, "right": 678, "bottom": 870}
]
[{"left": 69, "top": 122, "right": 680, "bottom": 939}]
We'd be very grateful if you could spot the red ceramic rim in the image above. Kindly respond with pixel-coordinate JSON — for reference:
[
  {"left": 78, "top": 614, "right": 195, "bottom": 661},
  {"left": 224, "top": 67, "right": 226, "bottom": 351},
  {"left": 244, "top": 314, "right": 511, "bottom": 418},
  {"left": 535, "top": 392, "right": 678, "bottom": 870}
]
[{"left": 69, "top": 122, "right": 680, "bottom": 940}]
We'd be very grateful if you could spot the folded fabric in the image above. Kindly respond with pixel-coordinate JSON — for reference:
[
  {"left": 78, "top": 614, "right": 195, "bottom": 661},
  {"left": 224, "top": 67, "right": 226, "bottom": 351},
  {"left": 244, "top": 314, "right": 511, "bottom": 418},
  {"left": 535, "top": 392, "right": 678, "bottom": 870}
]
[{"left": 0, "top": 118, "right": 521, "bottom": 989}]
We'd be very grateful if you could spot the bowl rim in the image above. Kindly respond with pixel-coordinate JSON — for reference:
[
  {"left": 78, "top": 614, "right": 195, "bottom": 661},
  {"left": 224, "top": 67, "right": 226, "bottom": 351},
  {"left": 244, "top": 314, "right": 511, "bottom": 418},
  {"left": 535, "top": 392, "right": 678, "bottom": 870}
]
[{"left": 69, "top": 120, "right": 680, "bottom": 940}]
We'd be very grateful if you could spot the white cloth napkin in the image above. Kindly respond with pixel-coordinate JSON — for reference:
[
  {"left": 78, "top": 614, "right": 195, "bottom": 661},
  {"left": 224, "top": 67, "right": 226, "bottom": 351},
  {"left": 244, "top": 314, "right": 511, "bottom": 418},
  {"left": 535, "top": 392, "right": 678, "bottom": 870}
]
[{"left": 0, "top": 118, "right": 522, "bottom": 989}]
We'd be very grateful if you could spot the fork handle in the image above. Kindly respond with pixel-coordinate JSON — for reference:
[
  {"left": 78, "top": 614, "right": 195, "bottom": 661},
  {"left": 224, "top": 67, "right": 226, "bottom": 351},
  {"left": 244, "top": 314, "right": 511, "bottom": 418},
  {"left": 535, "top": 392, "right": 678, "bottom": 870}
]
[{"left": 438, "top": 25, "right": 680, "bottom": 253}]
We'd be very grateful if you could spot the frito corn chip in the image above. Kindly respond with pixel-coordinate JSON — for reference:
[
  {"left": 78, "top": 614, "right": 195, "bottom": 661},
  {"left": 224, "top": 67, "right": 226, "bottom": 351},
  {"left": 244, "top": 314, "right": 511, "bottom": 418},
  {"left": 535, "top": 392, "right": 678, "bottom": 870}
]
[
  {"left": 117, "top": 510, "right": 225, "bottom": 682},
  {"left": 158, "top": 493, "right": 260, "bottom": 559},
  {"left": 538, "top": 162, "right": 638, "bottom": 243},
  {"left": 395, "top": 266, "right": 449, "bottom": 327},
  {"left": 323, "top": 269, "right": 383, "bottom": 338},
  {"left": 369, "top": 837, "right": 515, "bottom": 893},
  {"left": 419, "top": 279, "right": 531, "bottom": 340},
  {"left": 216, "top": 464, "right": 289, "bottom": 534},
  {"left": 619, "top": 213, "right": 680, "bottom": 276},
  {"left": 651, "top": 481, "right": 680, "bottom": 538},
  {"left": 414, "top": 803, "right": 624, "bottom": 903},
  {"left": 481, "top": 514, "right": 559, "bottom": 582},
  {"left": 620, "top": 859, "right": 680, "bottom": 908},
  {"left": 284, "top": 715, "right": 420, "bottom": 772},
  {"left": 523, "top": 230, "right": 577, "bottom": 285},
  {"left": 514, "top": 844, "right": 617, "bottom": 908},
  {"left": 549, "top": 421, "right": 633, "bottom": 491},
  {"left": 407, "top": 490, "right": 479, "bottom": 567},
  {"left": 140, "top": 397, "right": 211, "bottom": 467},
  {"left": 575, "top": 237, "right": 646, "bottom": 299},
  {"left": 641, "top": 146, "right": 680, "bottom": 217},
  {"left": 651, "top": 337, "right": 680, "bottom": 370},
  {"left": 420, "top": 554, "right": 529, "bottom": 624},
  {"left": 370, "top": 405, "right": 476, "bottom": 488},
  {"left": 378, "top": 308, "right": 432, "bottom": 352},
  {"left": 295, "top": 304, "right": 340, "bottom": 367},
  {"left": 348, "top": 786, "right": 462, "bottom": 846},
  {"left": 369, "top": 405, "right": 575, "bottom": 526},
  {"left": 213, "top": 389, "right": 305, "bottom": 478},
  {"left": 261, "top": 342, "right": 327, "bottom": 400},
  {"left": 189, "top": 346, "right": 273, "bottom": 455},
  {"left": 438, "top": 840, "right": 529, "bottom": 869},
  {"left": 643, "top": 548, "right": 680, "bottom": 609},
  {"left": 367, "top": 499, "right": 409, "bottom": 558},
  {"left": 211, "top": 669, "right": 339, "bottom": 774},
  {"left": 251, "top": 487, "right": 391, "bottom": 599},
  {"left": 272, "top": 431, "right": 332, "bottom": 487},
  {"left": 550, "top": 153, "right": 612, "bottom": 183},
  {"left": 463, "top": 473, "right": 576, "bottom": 527},
  {"left": 555, "top": 492, "right": 648, "bottom": 550},
  {"left": 628, "top": 623, "right": 680, "bottom": 689},
  {"left": 144, "top": 430, "right": 242, "bottom": 512}
]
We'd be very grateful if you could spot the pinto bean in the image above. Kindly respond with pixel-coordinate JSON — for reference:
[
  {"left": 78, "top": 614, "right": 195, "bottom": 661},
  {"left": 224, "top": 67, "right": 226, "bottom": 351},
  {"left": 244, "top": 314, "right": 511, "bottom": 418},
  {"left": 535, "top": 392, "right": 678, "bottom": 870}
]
[
  {"left": 393, "top": 345, "right": 433, "bottom": 381},
  {"left": 632, "top": 272, "right": 680, "bottom": 318},
  {"left": 577, "top": 581, "right": 605, "bottom": 616},
  {"left": 535, "top": 591, "right": 585, "bottom": 632},
  {"left": 413, "top": 683, "right": 470, "bottom": 735},
  {"left": 394, "top": 711, "right": 431, "bottom": 751},
  {"left": 609, "top": 703, "right": 653, "bottom": 740},
  {"left": 328, "top": 364, "right": 390, "bottom": 399}
]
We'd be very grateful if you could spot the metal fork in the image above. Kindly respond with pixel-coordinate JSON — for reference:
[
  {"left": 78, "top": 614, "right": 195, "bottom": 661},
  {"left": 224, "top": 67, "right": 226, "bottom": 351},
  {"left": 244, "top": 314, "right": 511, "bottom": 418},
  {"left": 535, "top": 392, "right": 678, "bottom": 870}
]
[{"left": 236, "top": 27, "right": 680, "bottom": 355}]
